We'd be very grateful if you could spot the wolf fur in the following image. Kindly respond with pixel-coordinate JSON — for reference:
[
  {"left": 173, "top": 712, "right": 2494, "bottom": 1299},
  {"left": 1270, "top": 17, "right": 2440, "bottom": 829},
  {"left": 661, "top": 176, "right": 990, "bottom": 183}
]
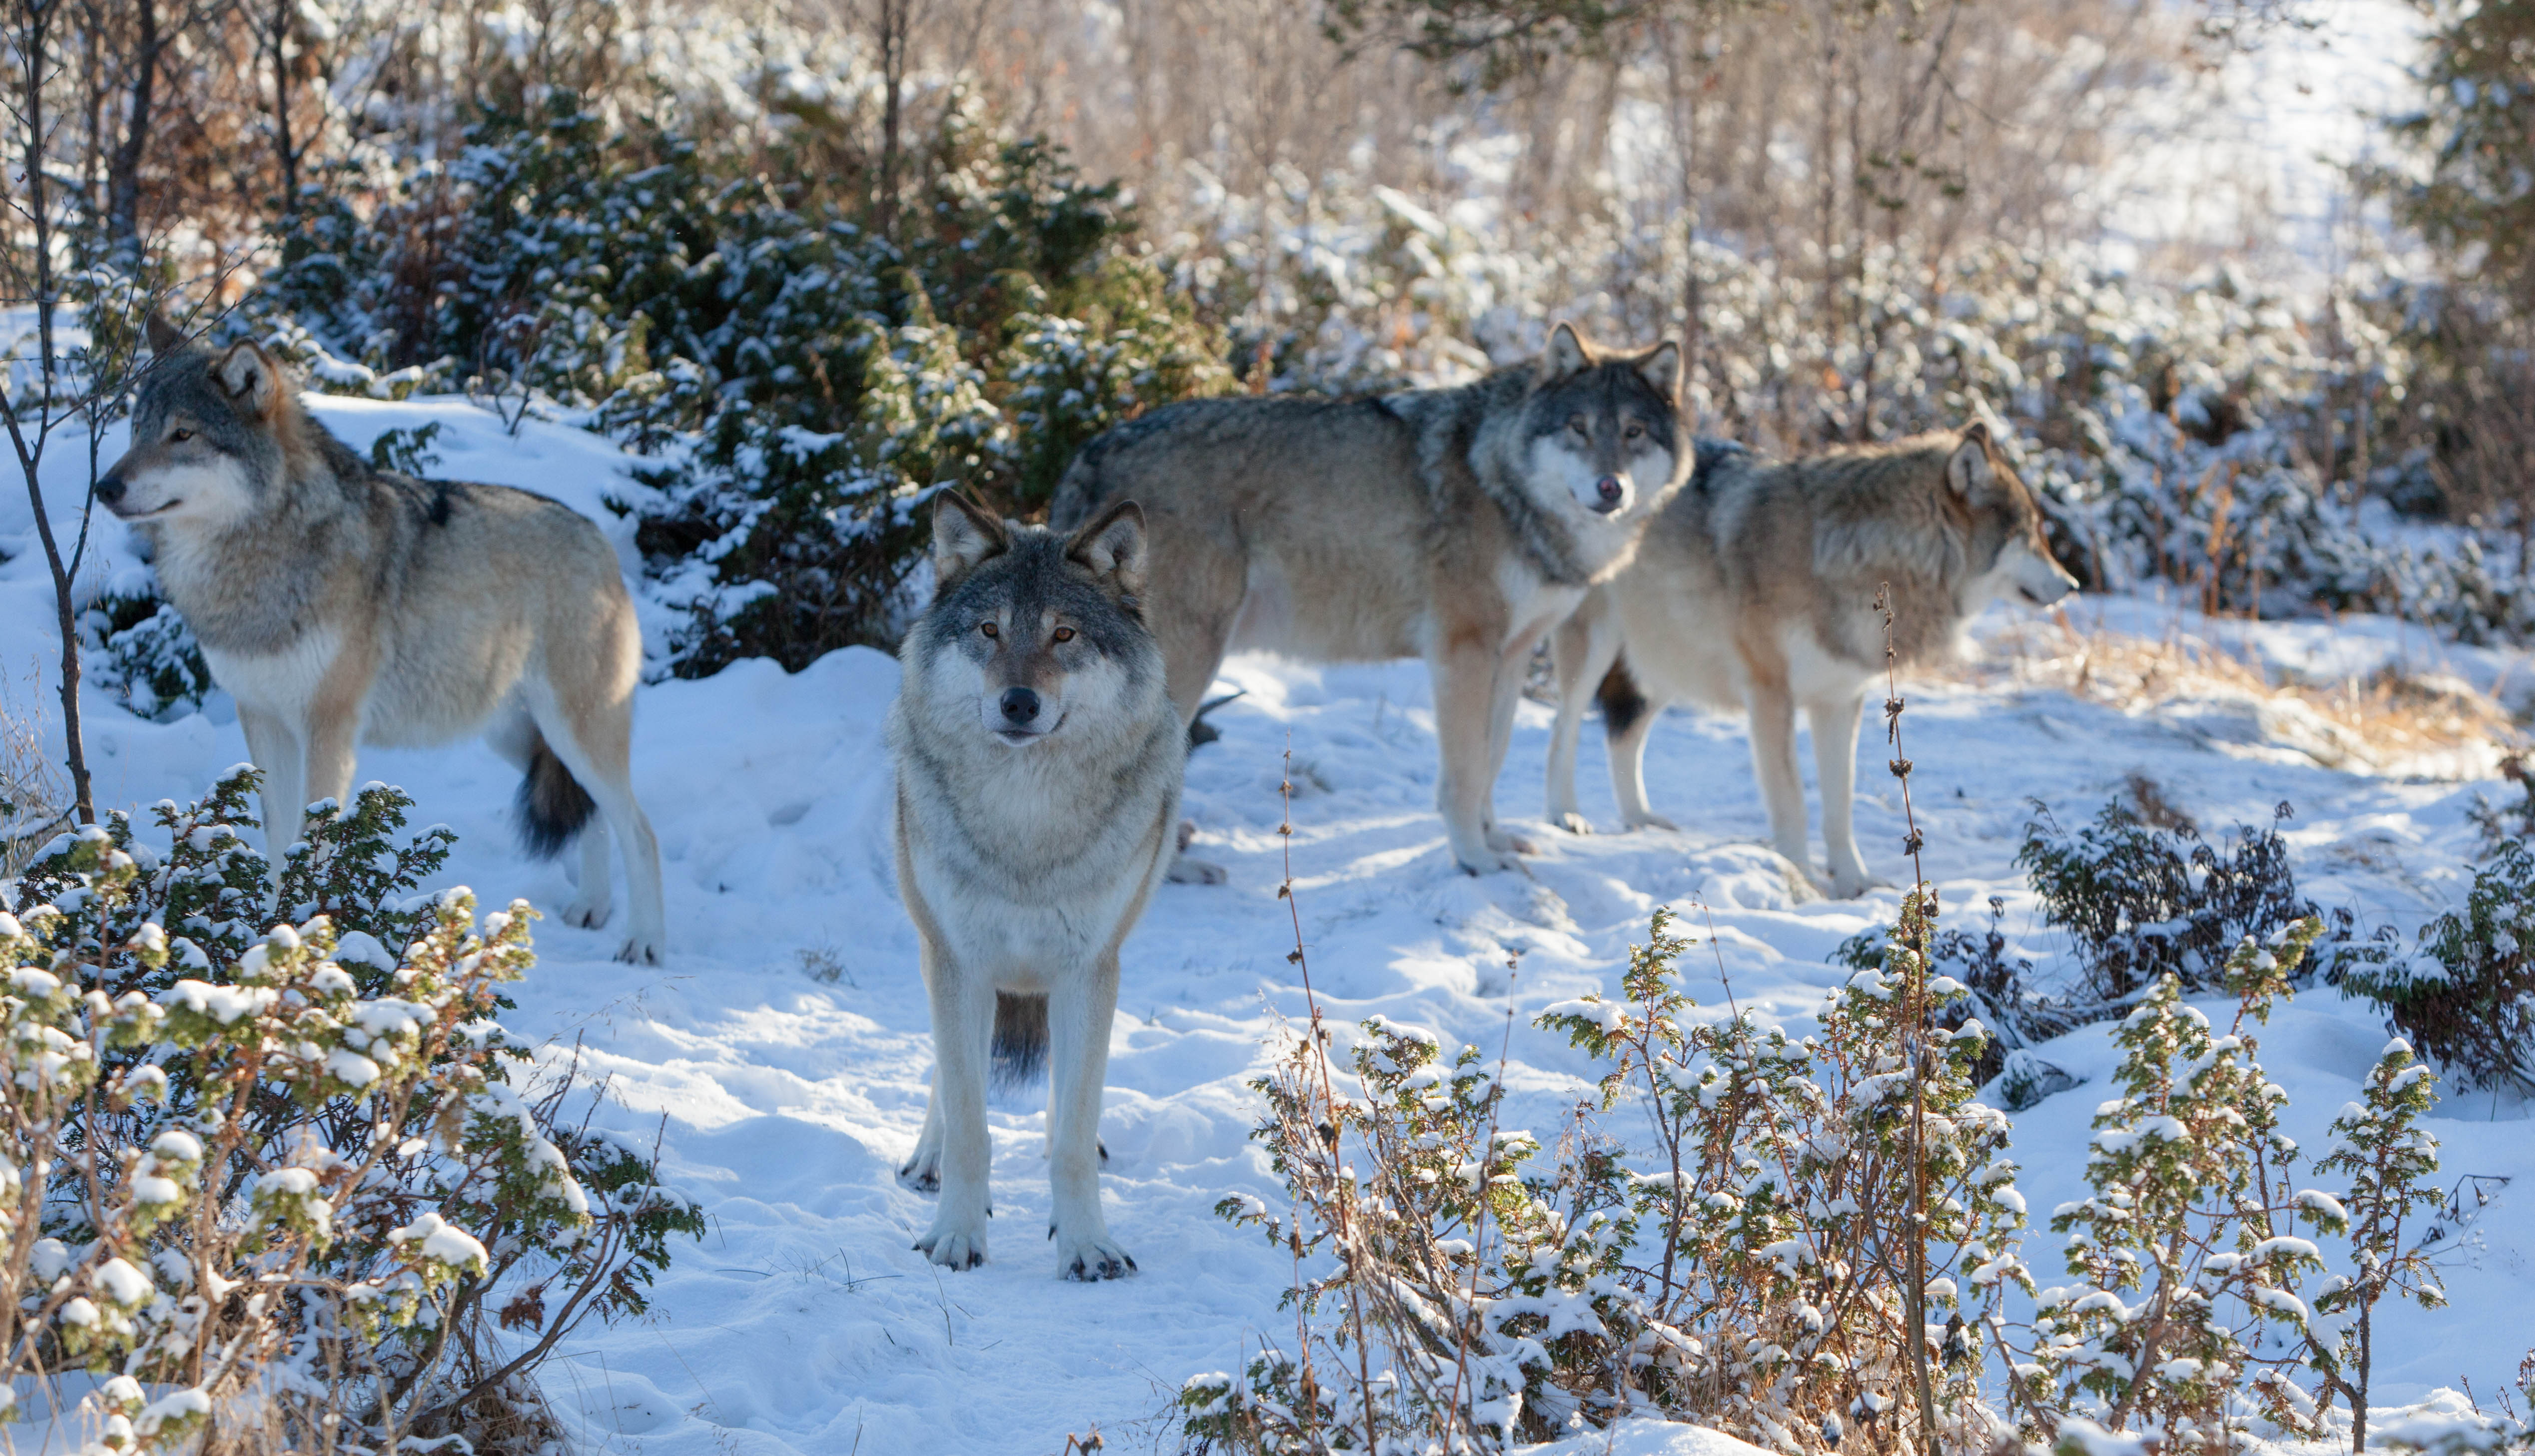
[
  {"left": 889, "top": 493, "right": 1179, "bottom": 1279},
  {"left": 1052, "top": 322, "right": 1689, "bottom": 877},
  {"left": 1544, "top": 422, "right": 2078, "bottom": 896},
  {"left": 99, "top": 319, "right": 667, "bottom": 963}
]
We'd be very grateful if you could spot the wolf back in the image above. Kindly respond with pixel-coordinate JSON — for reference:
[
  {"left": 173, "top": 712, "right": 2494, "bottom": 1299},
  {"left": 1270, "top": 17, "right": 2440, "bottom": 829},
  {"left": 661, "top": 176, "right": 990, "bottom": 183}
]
[
  {"left": 1052, "top": 323, "right": 1690, "bottom": 878},
  {"left": 98, "top": 325, "right": 668, "bottom": 963},
  {"left": 1544, "top": 422, "right": 2078, "bottom": 897}
]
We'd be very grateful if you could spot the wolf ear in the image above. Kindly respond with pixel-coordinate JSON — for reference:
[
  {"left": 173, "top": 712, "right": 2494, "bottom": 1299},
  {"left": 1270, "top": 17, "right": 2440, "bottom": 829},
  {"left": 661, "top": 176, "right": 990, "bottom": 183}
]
[
  {"left": 1542, "top": 321, "right": 1590, "bottom": 380},
  {"left": 144, "top": 310, "right": 185, "bottom": 356},
  {"left": 1947, "top": 422, "right": 1994, "bottom": 496},
  {"left": 1068, "top": 499, "right": 1148, "bottom": 599},
  {"left": 215, "top": 343, "right": 282, "bottom": 421},
  {"left": 1636, "top": 341, "right": 1681, "bottom": 399},
  {"left": 930, "top": 491, "right": 1009, "bottom": 587}
]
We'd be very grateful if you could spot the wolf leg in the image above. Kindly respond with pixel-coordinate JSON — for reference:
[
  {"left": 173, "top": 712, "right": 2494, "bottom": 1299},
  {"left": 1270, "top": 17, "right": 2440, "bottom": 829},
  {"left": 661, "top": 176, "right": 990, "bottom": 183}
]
[
  {"left": 1746, "top": 674, "right": 1821, "bottom": 889},
  {"left": 1809, "top": 689, "right": 1881, "bottom": 898},
  {"left": 528, "top": 692, "right": 664, "bottom": 965},
  {"left": 912, "top": 948, "right": 996, "bottom": 1270},
  {"left": 489, "top": 703, "right": 615, "bottom": 930},
  {"left": 1480, "top": 639, "right": 1537, "bottom": 856},
  {"left": 1546, "top": 595, "right": 1622, "bottom": 834},
  {"left": 236, "top": 705, "right": 305, "bottom": 887},
  {"left": 1604, "top": 678, "right": 1676, "bottom": 832},
  {"left": 1160, "top": 584, "right": 1238, "bottom": 886},
  {"left": 1046, "top": 952, "right": 1133, "bottom": 1280},
  {"left": 1430, "top": 642, "right": 1517, "bottom": 874}
]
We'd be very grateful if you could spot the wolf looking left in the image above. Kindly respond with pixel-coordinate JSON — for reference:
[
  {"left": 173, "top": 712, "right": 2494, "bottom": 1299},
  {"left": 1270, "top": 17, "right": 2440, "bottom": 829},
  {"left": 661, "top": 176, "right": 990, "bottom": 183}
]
[{"left": 98, "top": 316, "right": 667, "bottom": 965}]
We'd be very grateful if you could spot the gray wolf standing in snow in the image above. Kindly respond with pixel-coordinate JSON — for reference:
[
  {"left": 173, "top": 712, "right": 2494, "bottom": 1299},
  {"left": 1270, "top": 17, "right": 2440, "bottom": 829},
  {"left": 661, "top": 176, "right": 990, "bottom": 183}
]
[
  {"left": 1052, "top": 322, "right": 1689, "bottom": 879},
  {"left": 889, "top": 492, "right": 1177, "bottom": 1279},
  {"left": 1543, "top": 421, "right": 2079, "bottom": 897},
  {"left": 97, "top": 317, "right": 667, "bottom": 963}
]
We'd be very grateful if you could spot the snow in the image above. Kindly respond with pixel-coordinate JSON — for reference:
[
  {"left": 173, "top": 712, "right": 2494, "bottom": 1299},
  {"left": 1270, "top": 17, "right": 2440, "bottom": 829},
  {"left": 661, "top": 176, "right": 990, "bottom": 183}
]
[{"left": 0, "top": 391, "right": 2530, "bottom": 1453}]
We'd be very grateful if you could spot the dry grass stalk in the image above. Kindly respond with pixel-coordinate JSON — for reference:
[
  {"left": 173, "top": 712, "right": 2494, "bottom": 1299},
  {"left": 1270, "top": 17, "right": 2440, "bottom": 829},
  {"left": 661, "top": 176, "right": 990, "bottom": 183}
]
[{"left": 1964, "top": 610, "right": 2520, "bottom": 779}]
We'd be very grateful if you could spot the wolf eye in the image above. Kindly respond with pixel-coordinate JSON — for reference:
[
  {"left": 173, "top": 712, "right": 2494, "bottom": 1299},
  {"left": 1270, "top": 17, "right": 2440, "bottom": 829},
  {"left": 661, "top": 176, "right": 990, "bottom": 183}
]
[
  {"left": 1623, "top": 422, "right": 1645, "bottom": 441},
  {"left": 168, "top": 429, "right": 192, "bottom": 443},
  {"left": 979, "top": 621, "right": 999, "bottom": 639},
  {"left": 1052, "top": 626, "right": 1076, "bottom": 643},
  {"left": 1567, "top": 416, "right": 1588, "bottom": 436}
]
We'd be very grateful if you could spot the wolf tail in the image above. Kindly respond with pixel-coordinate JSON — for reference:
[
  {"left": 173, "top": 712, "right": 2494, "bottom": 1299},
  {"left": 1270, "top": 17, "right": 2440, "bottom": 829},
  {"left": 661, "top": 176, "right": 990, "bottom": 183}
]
[
  {"left": 991, "top": 991, "right": 1050, "bottom": 1087},
  {"left": 515, "top": 728, "right": 598, "bottom": 859},
  {"left": 1597, "top": 653, "right": 1652, "bottom": 740}
]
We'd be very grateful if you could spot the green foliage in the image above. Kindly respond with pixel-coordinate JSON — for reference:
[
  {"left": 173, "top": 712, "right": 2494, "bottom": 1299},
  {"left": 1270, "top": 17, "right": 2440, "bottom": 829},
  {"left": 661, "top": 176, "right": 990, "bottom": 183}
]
[
  {"left": 1200, "top": 900, "right": 2033, "bottom": 1454},
  {"left": 239, "top": 91, "right": 1229, "bottom": 676},
  {"left": 2305, "top": 1038, "right": 2446, "bottom": 1451},
  {"left": 2017, "top": 800, "right": 2330, "bottom": 1004},
  {"left": 2339, "top": 838, "right": 2535, "bottom": 1094},
  {"left": 2029, "top": 920, "right": 2340, "bottom": 1450},
  {"left": 80, "top": 589, "right": 212, "bottom": 722},
  {"left": 0, "top": 769, "right": 701, "bottom": 1450}
]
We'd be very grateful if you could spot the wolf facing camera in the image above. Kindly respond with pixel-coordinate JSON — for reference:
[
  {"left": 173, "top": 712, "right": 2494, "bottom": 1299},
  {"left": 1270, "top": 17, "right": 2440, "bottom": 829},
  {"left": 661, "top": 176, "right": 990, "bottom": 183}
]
[
  {"left": 889, "top": 493, "right": 1180, "bottom": 1279},
  {"left": 1544, "top": 421, "right": 2079, "bottom": 896},
  {"left": 99, "top": 317, "right": 667, "bottom": 963},
  {"left": 1053, "top": 322, "right": 1690, "bottom": 879}
]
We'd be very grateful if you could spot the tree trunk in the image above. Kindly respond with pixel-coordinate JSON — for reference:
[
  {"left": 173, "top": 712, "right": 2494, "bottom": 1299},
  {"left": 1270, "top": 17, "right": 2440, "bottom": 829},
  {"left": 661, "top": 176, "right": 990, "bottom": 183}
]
[
  {"left": 6, "top": 1, "right": 98, "bottom": 827},
  {"left": 876, "top": 0, "right": 907, "bottom": 240},
  {"left": 106, "top": 0, "right": 161, "bottom": 249},
  {"left": 268, "top": 0, "right": 298, "bottom": 211}
]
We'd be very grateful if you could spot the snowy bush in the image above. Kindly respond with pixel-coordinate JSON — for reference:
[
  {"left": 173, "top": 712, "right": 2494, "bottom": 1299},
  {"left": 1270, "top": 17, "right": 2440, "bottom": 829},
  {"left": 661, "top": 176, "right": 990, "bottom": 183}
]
[
  {"left": 1197, "top": 899, "right": 2032, "bottom": 1455},
  {"left": 2338, "top": 839, "right": 2535, "bottom": 1095},
  {"left": 0, "top": 768, "right": 702, "bottom": 1450},
  {"left": 234, "top": 93, "right": 1223, "bottom": 675},
  {"left": 2305, "top": 1037, "right": 2449, "bottom": 1454},
  {"left": 79, "top": 587, "right": 211, "bottom": 724},
  {"left": 2019, "top": 922, "right": 2343, "bottom": 1451},
  {"left": 2016, "top": 799, "right": 2339, "bottom": 1006}
]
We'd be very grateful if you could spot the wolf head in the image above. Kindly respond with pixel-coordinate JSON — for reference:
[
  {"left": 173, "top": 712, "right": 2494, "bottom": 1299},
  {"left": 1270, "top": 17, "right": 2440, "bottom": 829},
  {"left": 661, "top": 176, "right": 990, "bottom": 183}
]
[
  {"left": 1948, "top": 421, "right": 2080, "bottom": 608},
  {"left": 1516, "top": 322, "right": 1688, "bottom": 522},
  {"left": 98, "top": 319, "right": 302, "bottom": 533},
  {"left": 909, "top": 493, "right": 1164, "bottom": 751}
]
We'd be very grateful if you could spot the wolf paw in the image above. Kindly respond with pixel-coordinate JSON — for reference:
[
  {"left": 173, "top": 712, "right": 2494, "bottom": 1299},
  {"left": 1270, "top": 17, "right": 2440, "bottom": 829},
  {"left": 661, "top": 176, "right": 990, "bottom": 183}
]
[
  {"left": 614, "top": 933, "right": 663, "bottom": 966},
  {"left": 1167, "top": 854, "right": 1228, "bottom": 886},
  {"left": 1826, "top": 870, "right": 1893, "bottom": 900},
  {"left": 897, "top": 1155, "right": 941, "bottom": 1193},
  {"left": 1555, "top": 811, "right": 1595, "bottom": 836},
  {"left": 1454, "top": 847, "right": 1523, "bottom": 876},
  {"left": 561, "top": 897, "right": 612, "bottom": 931},
  {"left": 1052, "top": 1227, "right": 1137, "bottom": 1281},
  {"left": 915, "top": 1220, "right": 988, "bottom": 1270},
  {"left": 1624, "top": 812, "right": 1681, "bottom": 833}
]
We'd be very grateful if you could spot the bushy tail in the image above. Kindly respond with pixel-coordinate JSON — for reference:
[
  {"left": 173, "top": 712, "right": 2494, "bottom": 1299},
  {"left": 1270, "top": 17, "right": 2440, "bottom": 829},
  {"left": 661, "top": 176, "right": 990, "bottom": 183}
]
[
  {"left": 515, "top": 729, "right": 597, "bottom": 859},
  {"left": 991, "top": 992, "right": 1049, "bottom": 1087},
  {"left": 1597, "top": 653, "right": 1651, "bottom": 739}
]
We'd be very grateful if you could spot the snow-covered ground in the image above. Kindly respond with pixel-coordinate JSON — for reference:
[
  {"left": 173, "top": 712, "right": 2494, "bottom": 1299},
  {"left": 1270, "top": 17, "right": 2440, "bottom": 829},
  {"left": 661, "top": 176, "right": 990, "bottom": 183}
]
[{"left": 2, "top": 394, "right": 2529, "bottom": 1455}]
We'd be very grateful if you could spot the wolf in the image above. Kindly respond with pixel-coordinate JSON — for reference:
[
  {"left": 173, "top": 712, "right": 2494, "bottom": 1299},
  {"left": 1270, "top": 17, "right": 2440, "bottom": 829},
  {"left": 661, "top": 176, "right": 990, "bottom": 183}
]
[
  {"left": 1543, "top": 421, "right": 2078, "bottom": 897},
  {"left": 98, "top": 318, "right": 667, "bottom": 963},
  {"left": 889, "top": 492, "right": 1178, "bottom": 1280},
  {"left": 1052, "top": 322, "right": 1689, "bottom": 878}
]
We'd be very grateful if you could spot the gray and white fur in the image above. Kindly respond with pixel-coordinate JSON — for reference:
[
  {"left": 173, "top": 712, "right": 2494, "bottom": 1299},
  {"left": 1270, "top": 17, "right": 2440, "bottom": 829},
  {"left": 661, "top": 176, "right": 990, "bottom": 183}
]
[
  {"left": 1544, "top": 422, "right": 2079, "bottom": 896},
  {"left": 99, "top": 317, "right": 666, "bottom": 962},
  {"left": 889, "top": 493, "right": 1179, "bottom": 1279},
  {"left": 1052, "top": 321, "right": 1689, "bottom": 877}
]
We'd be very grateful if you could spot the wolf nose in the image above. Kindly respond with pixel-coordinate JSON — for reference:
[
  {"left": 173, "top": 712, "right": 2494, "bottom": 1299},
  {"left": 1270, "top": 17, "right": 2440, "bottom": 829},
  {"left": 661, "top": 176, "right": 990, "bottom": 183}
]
[
  {"left": 1594, "top": 475, "right": 1625, "bottom": 509},
  {"left": 96, "top": 475, "right": 124, "bottom": 507},
  {"left": 999, "top": 688, "right": 1041, "bottom": 725}
]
